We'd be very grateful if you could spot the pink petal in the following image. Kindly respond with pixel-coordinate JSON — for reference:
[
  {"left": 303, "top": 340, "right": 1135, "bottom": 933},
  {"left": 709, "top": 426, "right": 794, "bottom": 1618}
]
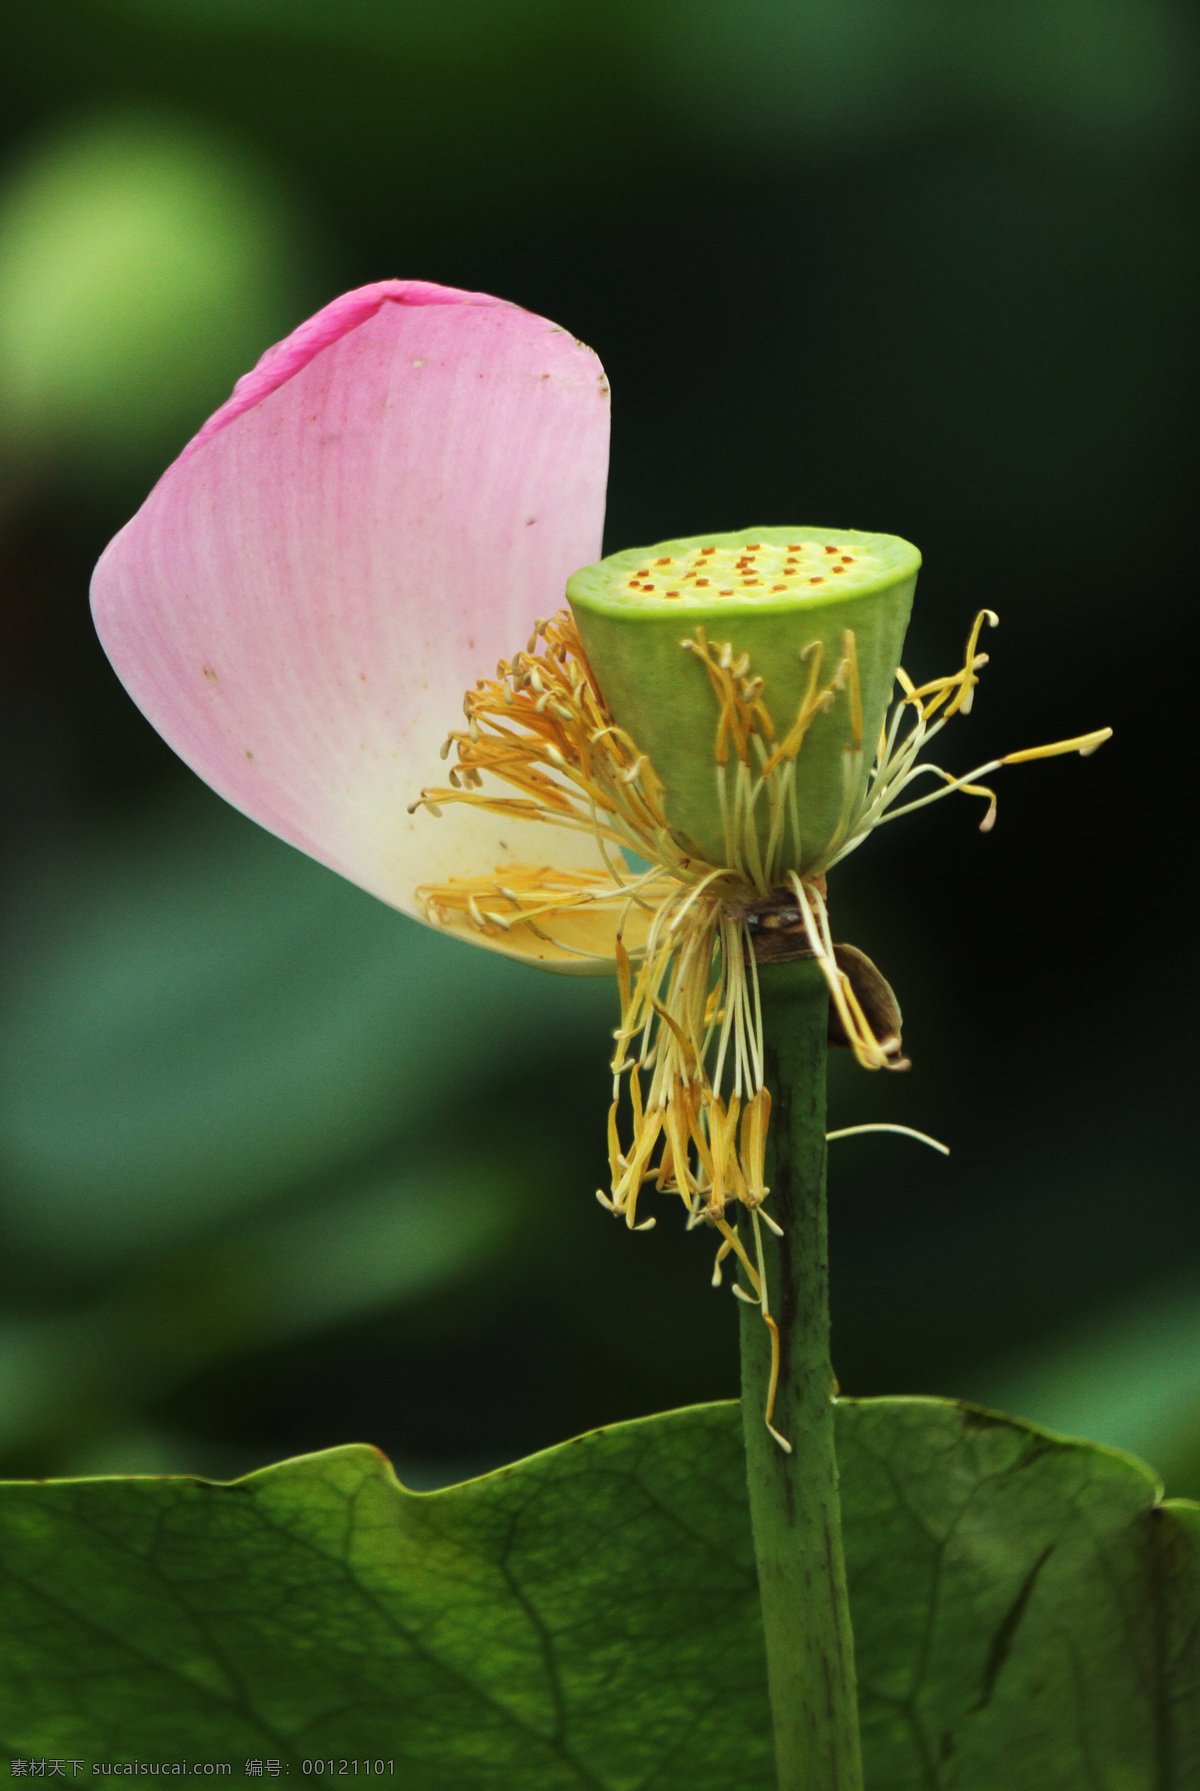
[{"left": 92, "top": 281, "right": 613, "bottom": 966}]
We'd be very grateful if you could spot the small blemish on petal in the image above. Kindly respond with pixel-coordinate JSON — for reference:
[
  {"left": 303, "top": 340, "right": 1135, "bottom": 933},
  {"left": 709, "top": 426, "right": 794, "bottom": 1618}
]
[{"left": 202, "top": 664, "right": 217, "bottom": 681}]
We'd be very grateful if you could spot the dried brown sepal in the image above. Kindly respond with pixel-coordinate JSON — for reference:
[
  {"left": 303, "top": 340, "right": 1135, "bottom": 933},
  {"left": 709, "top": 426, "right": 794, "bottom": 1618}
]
[
  {"left": 747, "top": 910, "right": 907, "bottom": 1066},
  {"left": 828, "top": 944, "right": 907, "bottom": 1068}
]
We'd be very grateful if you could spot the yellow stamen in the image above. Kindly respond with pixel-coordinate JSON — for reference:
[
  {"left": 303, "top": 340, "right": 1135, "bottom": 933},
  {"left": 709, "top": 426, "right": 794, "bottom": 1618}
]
[{"left": 827, "top": 1123, "right": 950, "bottom": 1155}]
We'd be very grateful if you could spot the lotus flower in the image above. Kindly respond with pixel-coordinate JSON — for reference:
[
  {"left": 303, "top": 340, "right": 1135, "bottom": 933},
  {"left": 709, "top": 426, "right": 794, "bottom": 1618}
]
[{"left": 92, "top": 279, "right": 1109, "bottom": 1260}]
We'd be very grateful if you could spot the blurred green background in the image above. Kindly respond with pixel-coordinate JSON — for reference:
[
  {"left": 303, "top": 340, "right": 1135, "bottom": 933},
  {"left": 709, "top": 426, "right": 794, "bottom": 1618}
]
[{"left": 0, "top": 0, "right": 1197, "bottom": 1492}]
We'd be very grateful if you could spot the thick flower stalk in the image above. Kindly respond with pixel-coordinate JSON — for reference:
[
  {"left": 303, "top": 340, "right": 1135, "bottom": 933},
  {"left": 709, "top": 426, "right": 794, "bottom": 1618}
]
[{"left": 91, "top": 281, "right": 1111, "bottom": 1791}]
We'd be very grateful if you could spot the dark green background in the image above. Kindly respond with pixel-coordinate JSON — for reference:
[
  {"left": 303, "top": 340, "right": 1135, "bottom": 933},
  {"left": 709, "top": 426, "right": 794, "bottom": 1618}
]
[{"left": 0, "top": 0, "right": 1196, "bottom": 1492}]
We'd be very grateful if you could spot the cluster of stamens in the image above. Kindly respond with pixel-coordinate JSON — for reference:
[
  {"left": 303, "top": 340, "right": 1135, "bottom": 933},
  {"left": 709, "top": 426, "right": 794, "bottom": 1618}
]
[
  {"left": 621, "top": 539, "right": 878, "bottom": 604},
  {"left": 408, "top": 614, "right": 685, "bottom": 959},
  {"left": 411, "top": 604, "right": 1111, "bottom": 1446}
]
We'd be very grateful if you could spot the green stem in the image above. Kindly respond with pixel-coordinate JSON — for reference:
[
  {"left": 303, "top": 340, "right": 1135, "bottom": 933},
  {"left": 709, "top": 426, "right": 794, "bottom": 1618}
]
[{"left": 739, "top": 954, "right": 862, "bottom": 1791}]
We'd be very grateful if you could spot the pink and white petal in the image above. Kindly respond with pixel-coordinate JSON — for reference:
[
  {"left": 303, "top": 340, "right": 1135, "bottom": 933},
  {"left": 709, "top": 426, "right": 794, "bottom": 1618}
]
[{"left": 91, "top": 282, "right": 616, "bottom": 970}]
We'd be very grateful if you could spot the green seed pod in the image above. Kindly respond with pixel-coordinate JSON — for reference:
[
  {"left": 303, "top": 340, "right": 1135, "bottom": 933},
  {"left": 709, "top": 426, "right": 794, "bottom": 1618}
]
[{"left": 567, "top": 525, "right": 919, "bottom": 883}]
